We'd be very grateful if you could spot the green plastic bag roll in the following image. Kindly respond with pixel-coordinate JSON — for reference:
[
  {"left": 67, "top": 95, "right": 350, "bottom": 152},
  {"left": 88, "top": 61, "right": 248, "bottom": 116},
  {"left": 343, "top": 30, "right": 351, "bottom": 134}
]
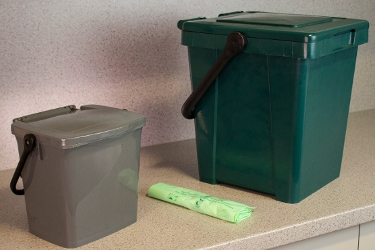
[{"left": 148, "top": 183, "right": 254, "bottom": 223}]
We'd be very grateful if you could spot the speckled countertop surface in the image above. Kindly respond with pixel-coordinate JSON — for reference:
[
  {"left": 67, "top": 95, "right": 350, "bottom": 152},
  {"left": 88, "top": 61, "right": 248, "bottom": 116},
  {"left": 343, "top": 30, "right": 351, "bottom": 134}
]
[{"left": 1, "top": 109, "right": 375, "bottom": 250}]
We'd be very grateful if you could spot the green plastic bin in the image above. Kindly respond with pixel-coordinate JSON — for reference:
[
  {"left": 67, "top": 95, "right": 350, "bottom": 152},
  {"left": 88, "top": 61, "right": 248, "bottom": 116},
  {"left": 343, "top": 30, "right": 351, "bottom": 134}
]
[{"left": 178, "top": 11, "right": 369, "bottom": 203}]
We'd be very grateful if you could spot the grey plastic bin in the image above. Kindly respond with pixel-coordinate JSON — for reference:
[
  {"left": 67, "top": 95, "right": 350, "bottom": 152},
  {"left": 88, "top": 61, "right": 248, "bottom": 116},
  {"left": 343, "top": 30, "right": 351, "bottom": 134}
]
[{"left": 10, "top": 105, "right": 146, "bottom": 248}]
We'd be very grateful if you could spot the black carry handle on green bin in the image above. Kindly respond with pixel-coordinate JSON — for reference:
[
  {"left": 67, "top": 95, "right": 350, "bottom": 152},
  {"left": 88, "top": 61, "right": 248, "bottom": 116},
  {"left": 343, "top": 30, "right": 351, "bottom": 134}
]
[
  {"left": 181, "top": 32, "right": 247, "bottom": 119},
  {"left": 10, "top": 134, "right": 36, "bottom": 195}
]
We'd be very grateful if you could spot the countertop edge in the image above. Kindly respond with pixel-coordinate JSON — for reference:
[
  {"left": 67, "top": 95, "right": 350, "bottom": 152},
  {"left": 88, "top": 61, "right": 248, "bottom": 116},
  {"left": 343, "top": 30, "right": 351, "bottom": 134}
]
[{"left": 204, "top": 204, "right": 375, "bottom": 249}]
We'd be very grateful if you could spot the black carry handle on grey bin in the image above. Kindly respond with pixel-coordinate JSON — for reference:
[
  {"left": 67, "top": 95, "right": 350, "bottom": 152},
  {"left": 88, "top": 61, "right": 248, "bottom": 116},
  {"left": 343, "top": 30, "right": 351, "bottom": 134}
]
[
  {"left": 181, "top": 32, "right": 248, "bottom": 119},
  {"left": 10, "top": 134, "right": 36, "bottom": 195}
]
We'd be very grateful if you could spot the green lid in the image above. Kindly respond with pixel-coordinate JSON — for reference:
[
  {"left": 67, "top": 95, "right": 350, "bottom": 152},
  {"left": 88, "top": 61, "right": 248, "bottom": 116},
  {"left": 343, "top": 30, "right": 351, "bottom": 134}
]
[
  {"left": 178, "top": 11, "right": 369, "bottom": 58},
  {"left": 217, "top": 12, "right": 333, "bottom": 28},
  {"left": 11, "top": 105, "right": 146, "bottom": 149}
]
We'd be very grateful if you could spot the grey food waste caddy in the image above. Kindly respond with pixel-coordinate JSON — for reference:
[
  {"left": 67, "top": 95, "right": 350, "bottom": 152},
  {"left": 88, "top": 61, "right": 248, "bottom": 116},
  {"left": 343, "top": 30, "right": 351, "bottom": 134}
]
[{"left": 10, "top": 105, "right": 146, "bottom": 248}]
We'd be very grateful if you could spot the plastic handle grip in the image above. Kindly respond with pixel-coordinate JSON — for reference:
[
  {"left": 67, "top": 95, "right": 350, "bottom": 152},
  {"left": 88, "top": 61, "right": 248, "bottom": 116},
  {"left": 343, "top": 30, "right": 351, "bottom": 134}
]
[
  {"left": 10, "top": 134, "right": 36, "bottom": 195},
  {"left": 181, "top": 32, "right": 248, "bottom": 119}
]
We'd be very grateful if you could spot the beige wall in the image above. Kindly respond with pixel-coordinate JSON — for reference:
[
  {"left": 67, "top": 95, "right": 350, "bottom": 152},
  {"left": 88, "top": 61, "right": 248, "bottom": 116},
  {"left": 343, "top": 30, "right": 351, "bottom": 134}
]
[{"left": 1, "top": 0, "right": 374, "bottom": 170}]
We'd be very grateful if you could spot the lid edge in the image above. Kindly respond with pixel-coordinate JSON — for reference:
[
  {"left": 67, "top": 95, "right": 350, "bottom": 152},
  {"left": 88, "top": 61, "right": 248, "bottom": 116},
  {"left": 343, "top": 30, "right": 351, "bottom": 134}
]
[{"left": 12, "top": 116, "right": 146, "bottom": 149}]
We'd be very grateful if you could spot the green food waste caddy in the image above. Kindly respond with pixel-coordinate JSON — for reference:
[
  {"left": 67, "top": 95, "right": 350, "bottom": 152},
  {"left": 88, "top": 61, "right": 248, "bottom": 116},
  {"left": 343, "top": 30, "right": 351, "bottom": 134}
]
[{"left": 178, "top": 11, "right": 369, "bottom": 203}]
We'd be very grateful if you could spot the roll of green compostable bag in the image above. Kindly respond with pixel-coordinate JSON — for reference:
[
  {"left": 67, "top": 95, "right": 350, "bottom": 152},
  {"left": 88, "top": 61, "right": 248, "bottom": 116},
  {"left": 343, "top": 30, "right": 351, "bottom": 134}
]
[{"left": 148, "top": 183, "right": 254, "bottom": 223}]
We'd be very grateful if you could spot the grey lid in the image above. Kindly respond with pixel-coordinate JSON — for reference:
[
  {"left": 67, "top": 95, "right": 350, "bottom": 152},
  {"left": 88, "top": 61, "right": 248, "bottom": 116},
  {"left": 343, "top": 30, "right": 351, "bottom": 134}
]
[{"left": 11, "top": 105, "right": 146, "bottom": 149}]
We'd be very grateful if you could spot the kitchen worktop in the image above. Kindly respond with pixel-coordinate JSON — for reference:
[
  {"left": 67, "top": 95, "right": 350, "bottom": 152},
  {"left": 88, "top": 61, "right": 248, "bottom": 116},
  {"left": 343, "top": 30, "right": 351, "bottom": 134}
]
[{"left": 1, "top": 109, "right": 375, "bottom": 250}]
